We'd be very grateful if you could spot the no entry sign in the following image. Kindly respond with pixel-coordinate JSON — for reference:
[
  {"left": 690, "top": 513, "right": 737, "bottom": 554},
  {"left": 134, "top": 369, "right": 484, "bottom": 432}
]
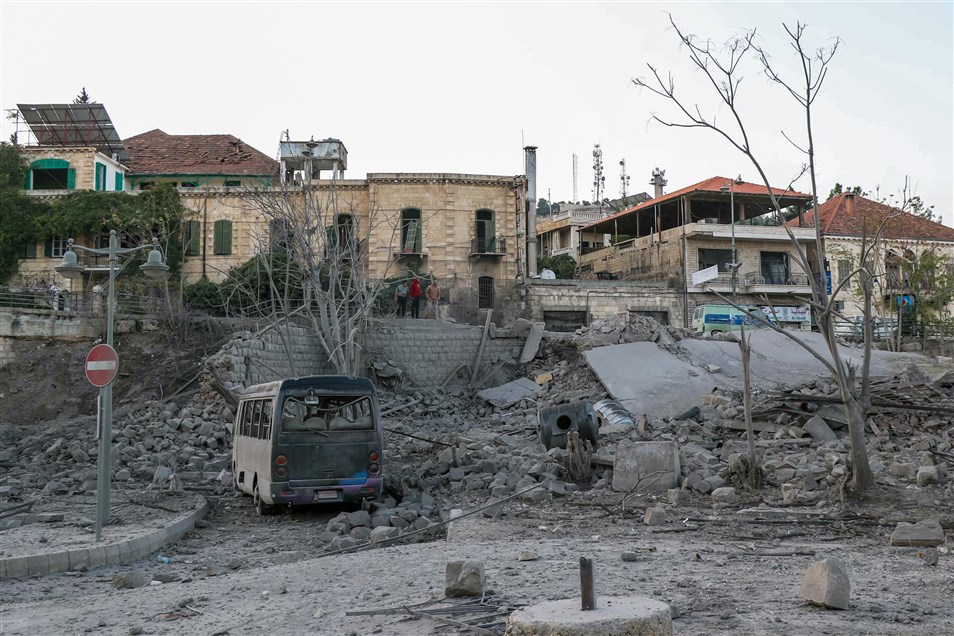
[{"left": 85, "top": 344, "right": 119, "bottom": 387}]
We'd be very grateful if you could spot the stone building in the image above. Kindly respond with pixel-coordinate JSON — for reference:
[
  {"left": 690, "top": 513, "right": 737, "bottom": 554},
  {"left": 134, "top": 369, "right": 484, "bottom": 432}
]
[
  {"left": 573, "top": 176, "right": 816, "bottom": 329},
  {"left": 796, "top": 193, "right": 954, "bottom": 322}
]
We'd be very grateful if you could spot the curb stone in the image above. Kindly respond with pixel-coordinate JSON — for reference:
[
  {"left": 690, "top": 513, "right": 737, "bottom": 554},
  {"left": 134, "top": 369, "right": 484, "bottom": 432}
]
[{"left": 0, "top": 496, "right": 208, "bottom": 579}]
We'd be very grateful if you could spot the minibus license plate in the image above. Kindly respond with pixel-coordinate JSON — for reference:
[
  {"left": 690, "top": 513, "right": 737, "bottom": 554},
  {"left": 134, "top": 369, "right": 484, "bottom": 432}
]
[{"left": 314, "top": 491, "right": 338, "bottom": 501}]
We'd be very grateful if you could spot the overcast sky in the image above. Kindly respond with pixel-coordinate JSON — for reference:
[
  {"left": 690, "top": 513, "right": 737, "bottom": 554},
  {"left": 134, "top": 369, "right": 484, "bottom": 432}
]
[{"left": 2, "top": 1, "right": 951, "bottom": 225}]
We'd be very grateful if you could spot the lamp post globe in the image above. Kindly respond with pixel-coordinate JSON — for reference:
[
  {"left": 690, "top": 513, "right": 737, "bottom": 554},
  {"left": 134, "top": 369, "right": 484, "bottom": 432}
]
[
  {"left": 54, "top": 247, "right": 85, "bottom": 280},
  {"left": 140, "top": 248, "right": 169, "bottom": 280}
]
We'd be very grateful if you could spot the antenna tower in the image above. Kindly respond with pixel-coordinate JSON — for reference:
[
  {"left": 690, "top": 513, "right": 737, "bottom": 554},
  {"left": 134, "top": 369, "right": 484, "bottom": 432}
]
[
  {"left": 572, "top": 153, "right": 578, "bottom": 203},
  {"left": 592, "top": 144, "right": 605, "bottom": 205},
  {"left": 619, "top": 158, "right": 630, "bottom": 198}
]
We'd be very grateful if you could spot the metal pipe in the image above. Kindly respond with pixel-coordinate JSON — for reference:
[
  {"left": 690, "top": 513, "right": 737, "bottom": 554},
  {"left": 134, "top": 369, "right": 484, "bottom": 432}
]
[
  {"left": 525, "top": 146, "right": 538, "bottom": 277},
  {"left": 580, "top": 557, "right": 596, "bottom": 610}
]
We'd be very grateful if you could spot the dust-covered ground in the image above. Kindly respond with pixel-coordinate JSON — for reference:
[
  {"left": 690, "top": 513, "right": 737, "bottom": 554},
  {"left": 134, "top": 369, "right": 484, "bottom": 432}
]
[{"left": 2, "top": 320, "right": 953, "bottom": 635}]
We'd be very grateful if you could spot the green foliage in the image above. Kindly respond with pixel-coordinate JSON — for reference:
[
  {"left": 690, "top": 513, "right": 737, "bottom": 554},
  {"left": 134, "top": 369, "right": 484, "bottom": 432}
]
[
  {"left": 183, "top": 278, "right": 223, "bottom": 314},
  {"left": 536, "top": 197, "right": 552, "bottom": 215},
  {"left": 905, "top": 196, "right": 937, "bottom": 222},
  {"left": 0, "top": 142, "right": 25, "bottom": 189},
  {"left": 537, "top": 254, "right": 577, "bottom": 279},
  {"left": 827, "top": 183, "right": 863, "bottom": 200}
]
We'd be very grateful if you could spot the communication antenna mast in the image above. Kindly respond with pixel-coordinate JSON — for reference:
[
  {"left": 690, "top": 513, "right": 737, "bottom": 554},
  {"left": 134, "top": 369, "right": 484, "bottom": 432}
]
[
  {"left": 592, "top": 144, "right": 606, "bottom": 215},
  {"left": 572, "top": 153, "right": 578, "bottom": 203},
  {"left": 619, "top": 158, "right": 630, "bottom": 198}
]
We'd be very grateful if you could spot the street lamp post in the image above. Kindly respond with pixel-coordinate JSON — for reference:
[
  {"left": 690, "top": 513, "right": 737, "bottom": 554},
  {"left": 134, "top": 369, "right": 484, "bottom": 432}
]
[
  {"left": 55, "top": 230, "right": 169, "bottom": 541},
  {"left": 720, "top": 176, "right": 744, "bottom": 303}
]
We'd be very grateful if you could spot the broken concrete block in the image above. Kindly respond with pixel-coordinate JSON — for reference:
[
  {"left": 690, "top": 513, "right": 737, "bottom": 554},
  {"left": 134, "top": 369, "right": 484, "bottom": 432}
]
[
  {"left": 112, "top": 570, "right": 147, "bottom": 590},
  {"left": 803, "top": 416, "right": 837, "bottom": 442},
  {"left": 888, "top": 462, "right": 917, "bottom": 478},
  {"left": 917, "top": 466, "right": 939, "bottom": 486},
  {"left": 612, "top": 441, "right": 680, "bottom": 494},
  {"left": 445, "top": 560, "right": 485, "bottom": 597},
  {"left": 667, "top": 488, "right": 689, "bottom": 505},
  {"left": 519, "top": 322, "right": 546, "bottom": 364},
  {"left": 643, "top": 507, "right": 666, "bottom": 526},
  {"left": 370, "top": 526, "right": 400, "bottom": 542},
  {"left": 346, "top": 510, "right": 371, "bottom": 528},
  {"left": 711, "top": 486, "right": 737, "bottom": 504},
  {"left": 800, "top": 558, "right": 850, "bottom": 610},
  {"left": 890, "top": 519, "right": 946, "bottom": 547},
  {"left": 478, "top": 378, "right": 539, "bottom": 409}
]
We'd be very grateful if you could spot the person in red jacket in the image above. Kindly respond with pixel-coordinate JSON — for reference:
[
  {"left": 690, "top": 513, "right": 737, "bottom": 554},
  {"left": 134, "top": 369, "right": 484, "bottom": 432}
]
[{"left": 409, "top": 277, "right": 422, "bottom": 318}]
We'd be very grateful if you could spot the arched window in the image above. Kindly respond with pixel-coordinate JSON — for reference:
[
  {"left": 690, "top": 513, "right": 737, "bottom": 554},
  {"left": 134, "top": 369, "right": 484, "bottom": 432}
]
[
  {"left": 478, "top": 276, "right": 495, "bottom": 309},
  {"left": 400, "top": 208, "right": 422, "bottom": 253}
]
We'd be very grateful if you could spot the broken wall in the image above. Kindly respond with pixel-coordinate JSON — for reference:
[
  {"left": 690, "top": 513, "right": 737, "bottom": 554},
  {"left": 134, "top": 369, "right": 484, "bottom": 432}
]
[{"left": 526, "top": 280, "right": 685, "bottom": 328}]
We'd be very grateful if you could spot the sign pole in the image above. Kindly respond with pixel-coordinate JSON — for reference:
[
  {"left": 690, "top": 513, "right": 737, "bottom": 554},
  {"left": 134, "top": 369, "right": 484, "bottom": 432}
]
[
  {"left": 95, "top": 232, "right": 118, "bottom": 541},
  {"left": 95, "top": 387, "right": 107, "bottom": 541}
]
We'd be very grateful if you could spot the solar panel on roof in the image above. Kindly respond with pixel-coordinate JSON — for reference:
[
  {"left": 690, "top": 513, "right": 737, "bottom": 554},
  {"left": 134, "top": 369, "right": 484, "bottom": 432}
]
[{"left": 16, "top": 103, "right": 129, "bottom": 163}]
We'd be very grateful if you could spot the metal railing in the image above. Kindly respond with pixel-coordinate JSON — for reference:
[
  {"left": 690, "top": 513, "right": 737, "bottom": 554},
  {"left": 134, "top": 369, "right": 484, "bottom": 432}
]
[
  {"left": 471, "top": 236, "right": 507, "bottom": 255},
  {"left": 0, "top": 287, "right": 162, "bottom": 319},
  {"left": 743, "top": 272, "right": 810, "bottom": 287}
]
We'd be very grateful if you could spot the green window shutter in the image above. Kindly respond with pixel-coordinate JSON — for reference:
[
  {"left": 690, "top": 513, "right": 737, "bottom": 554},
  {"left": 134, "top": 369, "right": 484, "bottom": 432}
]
[
  {"left": 66, "top": 169, "right": 76, "bottom": 190},
  {"left": 223, "top": 220, "right": 233, "bottom": 254},
  {"left": 44, "top": 239, "right": 53, "bottom": 257},
  {"left": 25, "top": 240, "right": 37, "bottom": 258},
  {"left": 214, "top": 220, "right": 232, "bottom": 255},
  {"left": 186, "top": 220, "right": 201, "bottom": 255},
  {"left": 114, "top": 173, "right": 124, "bottom": 191},
  {"left": 23, "top": 169, "right": 31, "bottom": 190}
]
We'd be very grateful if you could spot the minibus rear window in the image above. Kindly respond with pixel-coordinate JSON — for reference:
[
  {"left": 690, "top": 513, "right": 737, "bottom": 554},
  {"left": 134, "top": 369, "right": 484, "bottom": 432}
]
[{"left": 280, "top": 395, "right": 375, "bottom": 432}]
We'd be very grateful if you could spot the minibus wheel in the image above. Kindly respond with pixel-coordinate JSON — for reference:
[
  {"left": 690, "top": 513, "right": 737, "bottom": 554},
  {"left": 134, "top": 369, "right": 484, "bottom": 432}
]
[{"left": 254, "top": 484, "right": 276, "bottom": 516}]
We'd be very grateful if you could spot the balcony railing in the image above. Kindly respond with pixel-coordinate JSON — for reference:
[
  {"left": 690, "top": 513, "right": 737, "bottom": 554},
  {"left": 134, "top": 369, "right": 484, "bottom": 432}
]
[
  {"left": 471, "top": 236, "right": 507, "bottom": 256},
  {"left": 744, "top": 272, "right": 810, "bottom": 287}
]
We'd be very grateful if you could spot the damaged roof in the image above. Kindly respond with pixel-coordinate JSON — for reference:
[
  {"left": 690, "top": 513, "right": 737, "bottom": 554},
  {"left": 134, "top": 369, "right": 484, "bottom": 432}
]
[
  {"left": 123, "top": 129, "right": 278, "bottom": 176},
  {"left": 794, "top": 194, "right": 954, "bottom": 242}
]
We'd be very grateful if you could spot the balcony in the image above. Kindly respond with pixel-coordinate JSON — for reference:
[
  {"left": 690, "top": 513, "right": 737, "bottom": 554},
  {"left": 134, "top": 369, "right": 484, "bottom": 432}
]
[
  {"left": 689, "top": 270, "right": 812, "bottom": 295},
  {"left": 470, "top": 236, "right": 507, "bottom": 257}
]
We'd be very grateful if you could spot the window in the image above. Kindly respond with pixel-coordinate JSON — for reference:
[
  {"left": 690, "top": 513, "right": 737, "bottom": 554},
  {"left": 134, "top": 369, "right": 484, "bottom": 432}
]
[
  {"left": 28, "top": 158, "right": 74, "bottom": 190},
  {"left": 760, "top": 251, "right": 790, "bottom": 285},
  {"left": 18, "top": 241, "right": 37, "bottom": 259},
  {"left": 139, "top": 182, "right": 155, "bottom": 191},
  {"left": 95, "top": 163, "right": 106, "bottom": 191},
  {"left": 213, "top": 220, "right": 233, "bottom": 255},
  {"left": 44, "top": 236, "right": 69, "bottom": 258},
  {"left": 259, "top": 399, "right": 273, "bottom": 440},
  {"left": 837, "top": 259, "right": 851, "bottom": 288},
  {"left": 698, "top": 248, "right": 733, "bottom": 273},
  {"left": 474, "top": 209, "right": 496, "bottom": 253},
  {"left": 184, "top": 220, "right": 201, "bottom": 256},
  {"left": 400, "top": 208, "right": 422, "bottom": 253},
  {"left": 114, "top": 173, "right": 124, "bottom": 191},
  {"left": 269, "top": 219, "right": 290, "bottom": 251},
  {"left": 224, "top": 180, "right": 241, "bottom": 187},
  {"left": 478, "top": 275, "right": 495, "bottom": 309},
  {"left": 180, "top": 181, "right": 198, "bottom": 188}
]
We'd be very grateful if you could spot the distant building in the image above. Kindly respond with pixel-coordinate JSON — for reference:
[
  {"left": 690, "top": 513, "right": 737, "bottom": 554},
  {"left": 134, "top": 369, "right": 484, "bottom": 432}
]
[{"left": 537, "top": 194, "right": 651, "bottom": 260}]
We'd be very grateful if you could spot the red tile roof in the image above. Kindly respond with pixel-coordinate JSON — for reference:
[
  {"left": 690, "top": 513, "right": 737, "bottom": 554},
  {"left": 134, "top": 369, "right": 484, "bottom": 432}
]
[
  {"left": 791, "top": 193, "right": 954, "bottom": 242},
  {"left": 123, "top": 129, "right": 278, "bottom": 176},
  {"left": 580, "top": 175, "right": 811, "bottom": 232}
]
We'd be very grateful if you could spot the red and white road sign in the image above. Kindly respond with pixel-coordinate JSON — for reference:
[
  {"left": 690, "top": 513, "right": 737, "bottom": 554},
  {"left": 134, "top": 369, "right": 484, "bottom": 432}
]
[{"left": 85, "top": 344, "right": 119, "bottom": 387}]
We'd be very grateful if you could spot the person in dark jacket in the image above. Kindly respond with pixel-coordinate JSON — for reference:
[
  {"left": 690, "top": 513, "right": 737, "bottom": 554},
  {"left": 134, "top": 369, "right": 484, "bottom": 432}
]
[{"left": 409, "top": 277, "right": 422, "bottom": 318}]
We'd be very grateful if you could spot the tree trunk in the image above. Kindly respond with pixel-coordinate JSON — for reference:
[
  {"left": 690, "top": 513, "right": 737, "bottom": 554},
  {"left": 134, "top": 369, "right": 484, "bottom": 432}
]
[{"left": 845, "top": 397, "right": 874, "bottom": 491}]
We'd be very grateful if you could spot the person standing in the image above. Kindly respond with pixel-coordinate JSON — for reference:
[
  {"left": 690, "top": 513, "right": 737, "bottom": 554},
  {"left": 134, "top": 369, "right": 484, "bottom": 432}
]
[
  {"left": 409, "top": 277, "right": 422, "bottom": 319},
  {"left": 425, "top": 278, "right": 441, "bottom": 320},
  {"left": 395, "top": 280, "right": 409, "bottom": 317}
]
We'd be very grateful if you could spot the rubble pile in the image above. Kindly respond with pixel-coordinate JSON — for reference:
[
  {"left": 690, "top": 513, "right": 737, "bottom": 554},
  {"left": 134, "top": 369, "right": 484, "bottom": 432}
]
[
  {"left": 564, "top": 313, "right": 693, "bottom": 350},
  {"left": 318, "top": 491, "right": 444, "bottom": 551},
  {"left": 0, "top": 394, "right": 235, "bottom": 499}
]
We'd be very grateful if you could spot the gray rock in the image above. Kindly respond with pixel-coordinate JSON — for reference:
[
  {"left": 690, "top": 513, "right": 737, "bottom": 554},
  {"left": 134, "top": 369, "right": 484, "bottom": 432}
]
[
  {"left": 517, "top": 550, "right": 538, "bottom": 562},
  {"left": 916, "top": 466, "right": 939, "bottom": 486},
  {"left": 349, "top": 526, "right": 372, "bottom": 541},
  {"left": 114, "top": 469, "right": 131, "bottom": 481},
  {"left": 113, "top": 570, "right": 147, "bottom": 589},
  {"left": 370, "top": 526, "right": 400, "bottom": 542},
  {"left": 621, "top": 551, "right": 639, "bottom": 562},
  {"left": 799, "top": 558, "right": 850, "bottom": 610},
  {"left": 445, "top": 560, "right": 485, "bottom": 597},
  {"left": 329, "top": 536, "right": 358, "bottom": 551},
  {"left": 643, "top": 507, "right": 666, "bottom": 526},
  {"left": 803, "top": 416, "right": 837, "bottom": 442},
  {"left": 346, "top": 510, "right": 372, "bottom": 527},
  {"left": 711, "top": 486, "right": 737, "bottom": 504},
  {"left": 668, "top": 489, "right": 689, "bottom": 505},
  {"left": 890, "top": 519, "right": 946, "bottom": 547},
  {"left": 888, "top": 462, "right": 917, "bottom": 478}
]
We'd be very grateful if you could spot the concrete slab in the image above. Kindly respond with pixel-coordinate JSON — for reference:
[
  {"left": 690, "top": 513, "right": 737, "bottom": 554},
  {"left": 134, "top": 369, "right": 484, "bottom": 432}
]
[
  {"left": 520, "top": 322, "right": 546, "bottom": 363},
  {"left": 612, "top": 441, "right": 680, "bottom": 493},
  {"left": 584, "top": 330, "right": 935, "bottom": 418},
  {"left": 478, "top": 377, "right": 540, "bottom": 409},
  {"left": 505, "top": 595, "right": 672, "bottom": 635}
]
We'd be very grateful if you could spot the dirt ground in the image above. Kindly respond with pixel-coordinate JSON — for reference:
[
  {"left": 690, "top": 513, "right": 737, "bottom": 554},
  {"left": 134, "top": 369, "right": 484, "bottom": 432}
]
[
  {"left": 2, "top": 328, "right": 952, "bottom": 635},
  {"left": 2, "top": 482, "right": 952, "bottom": 636}
]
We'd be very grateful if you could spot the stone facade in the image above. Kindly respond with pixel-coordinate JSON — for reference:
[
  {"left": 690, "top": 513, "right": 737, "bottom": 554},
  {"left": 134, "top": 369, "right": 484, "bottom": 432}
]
[{"left": 526, "top": 280, "right": 684, "bottom": 328}]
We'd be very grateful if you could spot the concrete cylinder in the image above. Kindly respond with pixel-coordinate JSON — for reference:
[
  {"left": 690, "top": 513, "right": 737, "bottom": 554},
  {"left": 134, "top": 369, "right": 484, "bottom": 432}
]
[{"left": 505, "top": 596, "right": 672, "bottom": 636}]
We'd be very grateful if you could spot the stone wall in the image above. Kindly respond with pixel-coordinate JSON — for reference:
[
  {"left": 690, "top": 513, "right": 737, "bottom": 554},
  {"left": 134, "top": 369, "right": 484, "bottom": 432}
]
[
  {"left": 209, "top": 319, "right": 525, "bottom": 389},
  {"left": 0, "top": 308, "right": 104, "bottom": 340},
  {"left": 526, "top": 280, "right": 685, "bottom": 328}
]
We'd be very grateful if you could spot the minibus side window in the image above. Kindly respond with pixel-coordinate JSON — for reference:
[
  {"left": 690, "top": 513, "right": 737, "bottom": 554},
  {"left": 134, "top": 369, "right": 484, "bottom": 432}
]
[
  {"left": 250, "top": 400, "right": 262, "bottom": 439},
  {"left": 260, "top": 399, "right": 273, "bottom": 440},
  {"left": 241, "top": 402, "right": 253, "bottom": 437}
]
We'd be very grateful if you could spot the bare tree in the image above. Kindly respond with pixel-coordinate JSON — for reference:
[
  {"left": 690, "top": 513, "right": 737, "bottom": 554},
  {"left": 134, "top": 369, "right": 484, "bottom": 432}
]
[
  {"left": 237, "top": 176, "right": 401, "bottom": 376},
  {"left": 633, "top": 17, "right": 878, "bottom": 493}
]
